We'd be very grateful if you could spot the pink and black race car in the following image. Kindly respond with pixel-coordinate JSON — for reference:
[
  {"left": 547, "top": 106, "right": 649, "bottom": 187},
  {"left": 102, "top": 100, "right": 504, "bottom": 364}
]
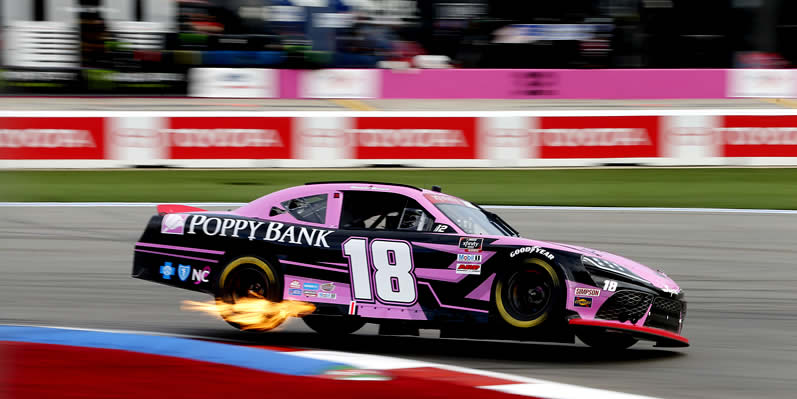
[{"left": 132, "top": 182, "right": 688, "bottom": 349}]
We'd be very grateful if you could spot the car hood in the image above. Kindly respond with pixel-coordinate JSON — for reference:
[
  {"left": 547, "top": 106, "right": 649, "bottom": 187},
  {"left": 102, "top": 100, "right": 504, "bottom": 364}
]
[{"left": 491, "top": 236, "right": 680, "bottom": 293}]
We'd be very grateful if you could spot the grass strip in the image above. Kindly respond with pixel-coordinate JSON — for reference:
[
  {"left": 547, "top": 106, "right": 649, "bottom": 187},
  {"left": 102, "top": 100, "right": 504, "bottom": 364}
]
[{"left": 1, "top": 168, "right": 796, "bottom": 209}]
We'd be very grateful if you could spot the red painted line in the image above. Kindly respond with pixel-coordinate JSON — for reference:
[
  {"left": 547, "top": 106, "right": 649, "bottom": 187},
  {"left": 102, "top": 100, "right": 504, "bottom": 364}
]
[
  {"left": 0, "top": 341, "right": 524, "bottom": 399},
  {"left": 569, "top": 319, "right": 689, "bottom": 345}
]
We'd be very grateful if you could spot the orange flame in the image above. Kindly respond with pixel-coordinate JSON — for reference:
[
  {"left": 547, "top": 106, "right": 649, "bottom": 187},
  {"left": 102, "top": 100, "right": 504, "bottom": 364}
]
[{"left": 182, "top": 294, "right": 316, "bottom": 331}]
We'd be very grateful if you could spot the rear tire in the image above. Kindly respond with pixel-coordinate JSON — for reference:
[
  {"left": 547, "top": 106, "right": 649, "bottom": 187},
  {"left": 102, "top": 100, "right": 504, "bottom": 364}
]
[
  {"left": 494, "top": 258, "right": 562, "bottom": 329},
  {"left": 217, "top": 256, "right": 281, "bottom": 330},
  {"left": 577, "top": 330, "right": 639, "bottom": 350},
  {"left": 303, "top": 315, "right": 366, "bottom": 335}
]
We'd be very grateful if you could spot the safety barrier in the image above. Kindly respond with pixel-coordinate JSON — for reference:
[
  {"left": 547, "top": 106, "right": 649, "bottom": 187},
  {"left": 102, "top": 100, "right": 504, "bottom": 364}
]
[
  {"left": 2, "top": 110, "right": 797, "bottom": 168},
  {"left": 185, "top": 68, "right": 797, "bottom": 99}
]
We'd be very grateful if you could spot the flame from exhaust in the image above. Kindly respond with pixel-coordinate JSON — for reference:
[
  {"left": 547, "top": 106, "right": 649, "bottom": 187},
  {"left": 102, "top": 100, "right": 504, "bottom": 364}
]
[{"left": 182, "top": 293, "right": 316, "bottom": 331}]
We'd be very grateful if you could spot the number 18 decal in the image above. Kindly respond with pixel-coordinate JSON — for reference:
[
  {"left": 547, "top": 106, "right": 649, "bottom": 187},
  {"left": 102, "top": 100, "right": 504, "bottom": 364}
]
[{"left": 343, "top": 238, "right": 417, "bottom": 304}]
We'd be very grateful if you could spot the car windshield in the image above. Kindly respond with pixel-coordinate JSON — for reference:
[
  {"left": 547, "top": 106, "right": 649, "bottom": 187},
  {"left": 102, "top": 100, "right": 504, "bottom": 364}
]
[{"left": 433, "top": 202, "right": 517, "bottom": 236}]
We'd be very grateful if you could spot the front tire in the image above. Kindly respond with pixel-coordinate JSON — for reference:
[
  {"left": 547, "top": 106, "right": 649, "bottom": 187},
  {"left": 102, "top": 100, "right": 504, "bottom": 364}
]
[
  {"left": 494, "top": 258, "right": 562, "bottom": 329},
  {"left": 217, "top": 256, "right": 281, "bottom": 330},
  {"left": 303, "top": 315, "right": 366, "bottom": 335}
]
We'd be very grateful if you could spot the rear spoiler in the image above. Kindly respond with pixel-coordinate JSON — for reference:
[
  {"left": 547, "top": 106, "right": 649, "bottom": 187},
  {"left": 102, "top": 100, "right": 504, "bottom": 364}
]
[{"left": 157, "top": 204, "right": 207, "bottom": 215}]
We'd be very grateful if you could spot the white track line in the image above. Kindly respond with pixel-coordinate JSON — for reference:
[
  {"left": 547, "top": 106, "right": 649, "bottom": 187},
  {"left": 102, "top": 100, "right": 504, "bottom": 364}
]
[{"left": 0, "top": 202, "right": 796, "bottom": 214}]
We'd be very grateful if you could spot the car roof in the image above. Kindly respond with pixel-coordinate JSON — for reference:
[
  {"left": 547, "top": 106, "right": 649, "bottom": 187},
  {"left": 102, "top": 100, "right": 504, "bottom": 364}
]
[{"left": 305, "top": 181, "right": 423, "bottom": 191}]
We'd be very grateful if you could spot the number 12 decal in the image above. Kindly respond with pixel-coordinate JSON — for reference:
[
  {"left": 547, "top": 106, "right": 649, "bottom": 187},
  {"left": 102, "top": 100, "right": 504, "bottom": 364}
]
[{"left": 343, "top": 238, "right": 417, "bottom": 305}]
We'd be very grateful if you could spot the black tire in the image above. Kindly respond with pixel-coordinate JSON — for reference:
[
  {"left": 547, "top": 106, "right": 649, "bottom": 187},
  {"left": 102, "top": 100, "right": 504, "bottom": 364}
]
[
  {"left": 216, "top": 256, "right": 281, "bottom": 330},
  {"left": 303, "top": 315, "right": 366, "bottom": 335},
  {"left": 577, "top": 330, "right": 639, "bottom": 350},
  {"left": 494, "top": 258, "right": 562, "bottom": 329}
]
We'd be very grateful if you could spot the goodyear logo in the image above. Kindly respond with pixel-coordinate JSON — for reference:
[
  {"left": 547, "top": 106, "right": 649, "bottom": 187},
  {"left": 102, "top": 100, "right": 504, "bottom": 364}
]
[{"left": 573, "top": 297, "right": 593, "bottom": 308}]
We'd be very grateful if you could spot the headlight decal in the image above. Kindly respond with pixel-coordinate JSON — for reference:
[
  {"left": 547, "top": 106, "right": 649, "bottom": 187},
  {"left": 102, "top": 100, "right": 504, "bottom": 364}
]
[{"left": 582, "top": 256, "right": 649, "bottom": 285}]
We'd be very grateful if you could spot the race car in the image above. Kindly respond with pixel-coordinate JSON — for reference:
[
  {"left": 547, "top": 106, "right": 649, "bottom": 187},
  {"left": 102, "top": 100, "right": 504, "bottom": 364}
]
[{"left": 132, "top": 181, "right": 688, "bottom": 349}]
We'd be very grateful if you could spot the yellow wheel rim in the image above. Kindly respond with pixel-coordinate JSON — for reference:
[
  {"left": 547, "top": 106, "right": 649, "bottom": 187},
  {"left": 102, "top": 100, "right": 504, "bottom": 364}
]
[
  {"left": 495, "top": 258, "right": 560, "bottom": 328},
  {"left": 219, "top": 256, "right": 276, "bottom": 291}
]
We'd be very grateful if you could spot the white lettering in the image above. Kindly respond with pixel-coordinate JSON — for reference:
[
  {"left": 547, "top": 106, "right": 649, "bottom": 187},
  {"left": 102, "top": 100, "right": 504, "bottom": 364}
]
[
  {"left": 347, "top": 129, "right": 467, "bottom": 147},
  {"left": 265, "top": 222, "right": 284, "bottom": 241},
  {"left": 314, "top": 229, "right": 333, "bottom": 248},
  {"left": 202, "top": 218, "right": 222, "bottom": 236},
  {"left": 166, "top": 129, "right": 283, "bottom": 148},
  {"left": 536, "top": 128, "right": 651, "bottom": 147},
  {"left": 297, "top": 227, "right": 316, "bottom": 246},
  {"left": 191, "top": 269, "right": 210, "bottom": 283},
  {"left": 279, "top": 226, "right": 298, "bottom": 243},
  {"left": 187, "top": 215, "right": 208, "bottom": 234},
  {"left": 509, "top": 246, "right": 554, "bottom": 260},
  {"left": 218, "top": 218, "right": 236, "bottom": 237},
  {"left": 0, "top": 129, "right": 96, "bottom": 148},
  {"left": 232, "top": 220, "right": 249, "bottom": 238},
  {"left": 247, "top": 221, "right": 264, "bottom": 240}
]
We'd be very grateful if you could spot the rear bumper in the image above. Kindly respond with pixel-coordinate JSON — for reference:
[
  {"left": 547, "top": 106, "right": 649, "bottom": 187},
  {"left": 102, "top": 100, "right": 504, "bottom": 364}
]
[{"left": 569, "top": 319, "right": 689, "bottom": 347}]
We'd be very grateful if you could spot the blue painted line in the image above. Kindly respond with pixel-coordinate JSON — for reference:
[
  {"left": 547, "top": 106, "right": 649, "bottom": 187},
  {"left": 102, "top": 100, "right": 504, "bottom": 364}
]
[{"left": 0, "top": 326, "right": 348, "bottom": 376}]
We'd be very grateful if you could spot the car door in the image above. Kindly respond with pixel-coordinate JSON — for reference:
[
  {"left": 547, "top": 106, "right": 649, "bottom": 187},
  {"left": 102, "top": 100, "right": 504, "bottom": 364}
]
[{"left": 334, "top": 190, "right": 490, "bottom": 322}]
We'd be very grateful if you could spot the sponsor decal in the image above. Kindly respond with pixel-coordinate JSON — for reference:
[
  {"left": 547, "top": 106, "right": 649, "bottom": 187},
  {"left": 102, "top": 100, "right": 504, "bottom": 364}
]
[
  {"left": 289, "top": 280, "right": 301, "bottom": 289},
  {"left": 573, "top": 297, "right": 593, "bottom": 308},
  {"left": 348, "top": 301, "right": 357, "bottom": 315},
  {"left": 186, "top": 215, "right": 333, "bottom": 248},
  {"left": 537, "top": 116, "right": 659, "bottom": 159},
  {"left": 352, "top": 117, "right": 477, "bottom": 159},
  {"left": 159, "top": 262, "right": 175, "bottom": 280},
  {"left": 303, "top": 283, "right": 320, "bottom": 290},
  {"left": 177, "top": 264, "right": 191, "bottom": 281},
  {"left": 289, "top": 288, "right": 302, "bottom": 296},
  {"left": 424, "top": 193, "right": 467, "bottom": 205},
  {"left": 574, "top": 287, "right": 601, "bottom": 297},
  {"left": 457, "top": 254, "right": 483, "bottom": 263},
  {"left": 455, "top": 264, "right": 482, "bottom": 275},
  {"left": 433, "top": 224, "right": 450, "bottom": 233},
  {"left": 321, "top": 282, "right": 335, "bottom": 292},
  {"left": 0, "top": 117, "right": 104, "bottom": 160},
  {"left": 318, "top": 292, "right": 333, "bottom": 299},
  {"left": 304, "top": 290, "right": 317, "bottom": 297},
  {"left": 458, "top": 237, "right": 483, "bottom": 252},
  {"left": 720, "top": 116, "right": 797, "bottom": 157},
  {"left": 192, "top": 266, "right": 211, "bottom": 285},
  {"left": 509, "top": 246, "right": 554, "bottom": 260},
  {"left": 161, "top": 214, "right": 187, "bottom": 235},
  {"left": 167, "top": 117, "right": 292, "bottom": 159}
]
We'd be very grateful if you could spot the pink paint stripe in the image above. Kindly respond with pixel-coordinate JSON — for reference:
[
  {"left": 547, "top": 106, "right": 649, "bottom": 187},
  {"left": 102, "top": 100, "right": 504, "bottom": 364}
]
[
  {"left": 134, "top": 249, "right": 219, "bottom": 263},
  {"left": 281, "top": 260, "right": 348, "bottom": 273},
  {"left": 319, "top": 262, "right": 349, "bottom": 267},
  {"left": 418, "top": 282, "right": 488, "bottom": 314},
  {"left": 415, "top": 268, "right": 466, "bottom": 283},
  {"left": 136, "top": 242, "right": 225, "bottom": 255},
  {"left": 464, "top": 274, "right": 495, "bottom": 301}
]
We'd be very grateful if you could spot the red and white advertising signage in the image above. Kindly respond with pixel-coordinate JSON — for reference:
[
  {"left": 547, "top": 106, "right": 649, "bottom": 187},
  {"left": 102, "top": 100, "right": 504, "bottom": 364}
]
[
  {"left": 721, "top": 115, "right": 797, "bottom": 157},
  {"left": 535, "top": 116, "right": 660, "bottom": 159},
  {"left": 166, "top": 117, "right": 292, "bottom": 159},
  {"left": 0, "top": 117, "right": 104, "bottom": 159},
  {"left": 350, "top": 117, "right": 477, "bottom": 159}
]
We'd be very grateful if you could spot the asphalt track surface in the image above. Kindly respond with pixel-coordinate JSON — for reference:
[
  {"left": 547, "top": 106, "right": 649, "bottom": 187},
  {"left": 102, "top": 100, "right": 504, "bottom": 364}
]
[
  {"left": 0, "top": 97, "right": 789, "bottom": 111},
  {"left": 1, "top": 205, "right": 795, "bottom": 399}
]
